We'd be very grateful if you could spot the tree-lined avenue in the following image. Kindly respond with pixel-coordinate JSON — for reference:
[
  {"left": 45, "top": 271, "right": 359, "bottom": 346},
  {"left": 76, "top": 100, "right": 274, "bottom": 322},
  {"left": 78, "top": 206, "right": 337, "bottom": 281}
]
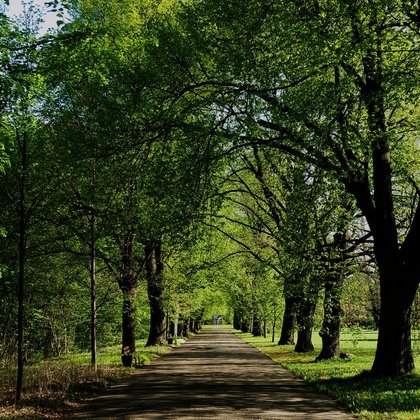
[{"left": 74, "top": 327, "right": 355, "bottom": 419}]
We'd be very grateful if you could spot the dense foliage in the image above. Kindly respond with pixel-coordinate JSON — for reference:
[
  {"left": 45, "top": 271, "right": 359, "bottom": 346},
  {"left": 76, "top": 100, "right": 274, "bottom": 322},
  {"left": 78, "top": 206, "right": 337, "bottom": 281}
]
[{"left": 0, "top": 0, "right": 419, "bottom": 411}]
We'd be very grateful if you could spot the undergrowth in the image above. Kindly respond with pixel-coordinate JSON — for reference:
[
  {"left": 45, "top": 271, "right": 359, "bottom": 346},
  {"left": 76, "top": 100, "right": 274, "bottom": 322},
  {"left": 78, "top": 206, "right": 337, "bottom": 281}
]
[{"left": 0, "top": 341, "right": 171, "bottom": 419}]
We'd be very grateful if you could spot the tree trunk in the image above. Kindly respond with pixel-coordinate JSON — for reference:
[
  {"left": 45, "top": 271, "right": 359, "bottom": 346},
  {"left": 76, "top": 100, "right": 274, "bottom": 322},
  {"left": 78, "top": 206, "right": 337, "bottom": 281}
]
[
  {"left": 233, "top": 311, "right": 241, "bottom": 330},
  {"left": 177, "top": 322, "right": 183, "bottom": 337},
  {"left": 89, "top": 214, "right": 97, "bottom": 370},
  {"left": 174, "top": 316, "right": 179, "bottom": 338},
  {"left": 358, "top": 33, "right": 417, "bottom": 376},
  {"left": 240, "top": 317, "right": 251, "bottom": 333},
  {"left": 272, "top": 303, "right": 277, "bottom": 343},
  {"left": 278, "top": 296, "right": 296, "bottom": 345},
  {"left": 121, "top": 288, "right": 136, "bottom": 366},
  {"left": 295, "top": 299, "right": 315, "bottom": 353},
  {"left": 371, "top": 268, "right": 416, "bottom": 376},
  {"left": 317, "top": 274, "right": 342, "bottom": 360},
  {"left": 15, "top": 131, "right": 27, "bottom": 405},
  {"left": 295, "top": 327, "right": 314, "bottom": 352},
  {"left": 317, "top": 231, "right": 345, "bottom": 361},
  {"left": 118, "top": 231, "right": 137, "bottom": 366},
  {"left": 252, "top": 307, "right": 264, "bottom": 337},
  {"left": 173, "top": 313, "right": 178, "bottom": 338},
  {"left": 183, "top": 319, "right": 190, "bottom": 337},
  {"left": 145, "top": 240, "right": 166, "bottom": 346}
]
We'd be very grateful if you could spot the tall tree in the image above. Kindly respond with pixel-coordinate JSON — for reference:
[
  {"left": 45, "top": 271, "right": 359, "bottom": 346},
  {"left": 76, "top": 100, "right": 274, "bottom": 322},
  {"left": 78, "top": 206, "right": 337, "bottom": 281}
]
[
  {"left": 158, "top": 0, "right": 420, "bottom": 376},
  {"left": 0, "top": 6, "right": 56, "bottom": 401}
]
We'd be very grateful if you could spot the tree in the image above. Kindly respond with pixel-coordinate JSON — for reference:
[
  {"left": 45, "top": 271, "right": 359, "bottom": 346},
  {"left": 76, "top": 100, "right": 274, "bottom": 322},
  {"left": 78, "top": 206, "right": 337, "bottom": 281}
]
[
  {"left": 0, "top": 5, "right": 58, "bottom": 401},
  {"left": 157, "top": 0, "right": 420, "bottom": 376},
  {"left": 43, "top": 0, "right": 220, "bottom": 358}
]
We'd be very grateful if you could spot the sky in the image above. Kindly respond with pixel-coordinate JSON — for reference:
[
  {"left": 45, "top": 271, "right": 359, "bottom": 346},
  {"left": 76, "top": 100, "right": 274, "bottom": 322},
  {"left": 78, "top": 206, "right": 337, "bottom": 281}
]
[{"left": 6, "top": 0, "right": 65, "bottom": 35}]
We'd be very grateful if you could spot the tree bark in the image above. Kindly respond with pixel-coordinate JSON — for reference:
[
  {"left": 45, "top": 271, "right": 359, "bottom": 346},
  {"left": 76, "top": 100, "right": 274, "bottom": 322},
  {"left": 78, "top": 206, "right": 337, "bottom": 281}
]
[
  {"left": 121, "top": 288, "right": 136, "bottom": 366},
  {"left": 370, "top": 266, "right": 416, "bottom": 376},
  {"left": 233, "top": 311, "right": 241, "bottom": 330},
  {"left": 272, "top": 302, "right": 277, "bottom": 343},
  {"left": 177, "top": 322, "right": 183, "bottom": 337},
  {"left": 360, "top": 38, "right": 417, "bottom": 375},
  {"left": 317, "top": 273, "right": 341, "bottom": 360},
  {"left": 295, "top": 327, "right": 314, "bottom": 353},
  {"left": 278, "top": 296, "right": 296, "bottom": 345},
  {"left": 15, "top": 131, "right": 27, "bottom": 405},
  {"left": 295, "top": 299, "right": 315, "bottom": 353},
  {"left": 169, "top": 316, "right": 179, "bottom": 339},
  {"left": 252, "top": 306, "right": 264, "bottom": 337},
  {"left": 182, "top": 319, "right": 190, "bottom": 337},
  {"left": 189, "top": 319, "right": 195, "bottom": 333},
  {"left": 317, "top": 231, "right": 346, "bottom": 361},
  {"left": 145, "top": 240, "right": 167, "bottom": 346},
  {"left": 240, "top": 316, "right": 251, "bottom": 333},
  {"left": 118, "top": 231, "right": 137, "bottom": 366},
  {"left": 89, "top": 214, "right": 97, "bottom": 370}
]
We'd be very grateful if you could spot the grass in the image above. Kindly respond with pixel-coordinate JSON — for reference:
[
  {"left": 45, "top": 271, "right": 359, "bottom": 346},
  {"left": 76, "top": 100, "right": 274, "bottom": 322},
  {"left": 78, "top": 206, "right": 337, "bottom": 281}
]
[
  {"left": 0, "top": 340, "right": 171, "bottom": 419},
  {"left": 4, "top": 328, "right": 419, "bottom": 419},
  {"left": 233, "top": 327, "right": 420, "bottom": 419}
]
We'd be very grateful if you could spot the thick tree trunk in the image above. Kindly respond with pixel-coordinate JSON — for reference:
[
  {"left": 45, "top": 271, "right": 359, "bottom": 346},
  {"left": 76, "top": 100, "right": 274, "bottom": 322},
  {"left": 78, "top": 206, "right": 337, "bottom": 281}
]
[
  {"left": 317, "top": 274, "right": 342, "bottom": 360},
  {"left": 121, "top": 288, "right": 136, "bottom": 367},
  {"left": 278, "top": 296, "right": 296, "bottom": 345},
  {"left": 295, "top": 327, "right": 314, "bottom": 353},
  {"left": 295, "top": 299, "right": 315, "bottom": 353},
  {"left": 145, "top": 240, "right": 167, "bottom": 346},
  {"left": 359, "top": 34, "right": 417, "bottom": 376},
  {"left": 317, "top": 231, "right": 345, "bottom": 361},
  {"left": 118, "top": 231, "right": 137, "bottom": 366},
  {"left": 241, "top": 317, "right": 251, "bottom": 333},
  {"left": 177, "top": 322, "right": 183, "bottom": 337},
  {"left": 371, "top": 269, "right": 417, "bottom": 376},
  {"left": 252, "top": 307, "right": 264, "bottom": 337},
  {"left": 233, "top": 311, "right": 241, "bottom": 330}
]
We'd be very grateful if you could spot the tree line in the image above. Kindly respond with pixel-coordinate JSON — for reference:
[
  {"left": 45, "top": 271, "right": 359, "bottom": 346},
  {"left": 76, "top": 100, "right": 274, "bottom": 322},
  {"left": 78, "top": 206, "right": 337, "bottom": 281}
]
[{"left": 0, "top": 0, "right": 419, "bottom": 404}]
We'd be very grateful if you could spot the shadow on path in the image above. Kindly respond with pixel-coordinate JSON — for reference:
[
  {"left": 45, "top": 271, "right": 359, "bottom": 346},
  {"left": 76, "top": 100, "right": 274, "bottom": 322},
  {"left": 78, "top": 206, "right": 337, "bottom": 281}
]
[{"left": 73, "top": 327, "right": 356, "bottom": 419}]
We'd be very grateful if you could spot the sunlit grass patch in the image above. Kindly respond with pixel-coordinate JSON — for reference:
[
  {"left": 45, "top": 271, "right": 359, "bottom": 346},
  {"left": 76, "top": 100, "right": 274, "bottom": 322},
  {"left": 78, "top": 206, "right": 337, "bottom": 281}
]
[{"left": 233, "top": 327, "right": 420, "bottom": 419}]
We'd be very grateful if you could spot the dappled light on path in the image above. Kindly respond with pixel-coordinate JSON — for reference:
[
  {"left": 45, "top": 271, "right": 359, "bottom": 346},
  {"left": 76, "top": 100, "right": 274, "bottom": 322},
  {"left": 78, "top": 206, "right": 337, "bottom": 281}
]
[{"left": 74, "top": 327, "right": 355, "bottom": 419}]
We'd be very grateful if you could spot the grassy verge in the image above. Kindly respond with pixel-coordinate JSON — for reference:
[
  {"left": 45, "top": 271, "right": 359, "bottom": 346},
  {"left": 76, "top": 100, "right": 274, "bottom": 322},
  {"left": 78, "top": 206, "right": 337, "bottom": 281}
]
[
  {"left": 0, "top": 340, "right": 171, "bottom": 419},
  {"left": 233, "top": 327, "right": 420, "bottom": 419}
]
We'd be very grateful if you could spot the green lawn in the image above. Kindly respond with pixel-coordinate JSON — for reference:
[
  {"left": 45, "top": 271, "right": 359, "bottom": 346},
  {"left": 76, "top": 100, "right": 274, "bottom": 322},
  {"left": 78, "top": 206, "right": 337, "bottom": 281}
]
[
  {"left": 3, "top": 328, "right": 420, "bottom": 419},
  {"left": 233, "top": 327, "right": 420, "bottom": 419}
]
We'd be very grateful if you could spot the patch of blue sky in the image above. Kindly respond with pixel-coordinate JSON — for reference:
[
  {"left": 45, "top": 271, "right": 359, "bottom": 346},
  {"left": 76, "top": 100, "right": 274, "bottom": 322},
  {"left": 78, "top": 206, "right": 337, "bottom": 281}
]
[{"left": 5, "top": 0, "right": 68, "bottom": 35}]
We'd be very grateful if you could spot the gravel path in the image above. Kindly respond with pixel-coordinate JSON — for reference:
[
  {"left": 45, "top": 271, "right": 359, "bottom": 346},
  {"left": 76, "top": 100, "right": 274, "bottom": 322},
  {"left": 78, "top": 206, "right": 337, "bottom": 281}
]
[{"left": 73, "top": 326, "right": 356, "bottom": 419}]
